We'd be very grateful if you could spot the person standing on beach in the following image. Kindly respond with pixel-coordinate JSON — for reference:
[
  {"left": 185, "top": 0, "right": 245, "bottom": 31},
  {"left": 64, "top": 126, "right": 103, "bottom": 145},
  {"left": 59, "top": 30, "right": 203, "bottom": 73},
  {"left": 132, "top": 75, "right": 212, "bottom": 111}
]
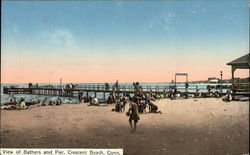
[
  {"left": 122, "top": 95, "right": 128, "bottom": 112},
  {"left": 128, "top": 101, "right": 140, "bottom": 133},
  {"left": 78, "top": 90, "right": 84, "bottom": 103}
]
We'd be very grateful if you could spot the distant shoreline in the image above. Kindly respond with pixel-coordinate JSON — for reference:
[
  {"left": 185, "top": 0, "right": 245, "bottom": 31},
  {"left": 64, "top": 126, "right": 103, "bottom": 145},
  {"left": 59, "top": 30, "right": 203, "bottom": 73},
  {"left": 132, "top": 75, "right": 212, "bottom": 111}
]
[{"left": 1, "top": 77, "right": 249, "bottom": 85}]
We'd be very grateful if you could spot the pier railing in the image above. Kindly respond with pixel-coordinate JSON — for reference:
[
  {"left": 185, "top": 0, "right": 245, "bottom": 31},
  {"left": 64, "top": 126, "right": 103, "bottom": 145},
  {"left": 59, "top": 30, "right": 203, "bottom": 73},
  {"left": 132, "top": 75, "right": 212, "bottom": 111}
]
[
  {"left": 3, "top": 83, "right": 234, "bottom": 98},
  {"left": 29, "top": 83, "right": 232, "bottom": 93}
]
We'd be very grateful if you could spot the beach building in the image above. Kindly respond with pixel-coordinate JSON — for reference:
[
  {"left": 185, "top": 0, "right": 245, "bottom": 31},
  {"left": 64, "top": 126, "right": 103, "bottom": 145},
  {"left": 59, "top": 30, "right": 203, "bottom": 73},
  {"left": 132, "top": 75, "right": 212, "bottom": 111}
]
[
  {"left": 227, "top": 53, "right": 250, "bottom": 94},
  {"left": 208, "top": 77, "right": 219, "bottom": 83}
]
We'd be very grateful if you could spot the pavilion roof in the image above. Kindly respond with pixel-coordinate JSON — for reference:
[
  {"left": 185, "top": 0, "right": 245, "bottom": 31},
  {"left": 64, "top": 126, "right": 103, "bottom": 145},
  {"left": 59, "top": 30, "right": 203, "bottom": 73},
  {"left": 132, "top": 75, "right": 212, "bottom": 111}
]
[{"left": 227, "top": 53, "right": 250, "bottom": 68}]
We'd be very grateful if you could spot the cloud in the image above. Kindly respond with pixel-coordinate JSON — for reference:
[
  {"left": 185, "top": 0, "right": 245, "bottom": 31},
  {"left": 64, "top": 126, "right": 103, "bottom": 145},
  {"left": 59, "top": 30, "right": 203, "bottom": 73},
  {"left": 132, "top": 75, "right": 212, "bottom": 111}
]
[
  {"left": 13, "top": 26, "right": 20, "bottom": 34},
  {"left": 41, "top": 28, "right": 77, "bottom": 47},
  {"left": 191, "top": 10, "right": 197, "bottom": 15},
  {"left": 114, "top": 0, "right": 123, "bottom": 6},
  {"left": 190, "top": 1, "right": 207, "bottom": 15},
  {"left": 148, "top": 11, "right": 180, "bottom": 31}
]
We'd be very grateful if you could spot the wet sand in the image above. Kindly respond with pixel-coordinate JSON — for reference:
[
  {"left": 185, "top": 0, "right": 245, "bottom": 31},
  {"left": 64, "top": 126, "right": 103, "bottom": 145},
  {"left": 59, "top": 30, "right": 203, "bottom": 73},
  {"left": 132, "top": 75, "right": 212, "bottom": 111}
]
[{"left": 1, "top": 98, "right": 249, "bottom": 155}]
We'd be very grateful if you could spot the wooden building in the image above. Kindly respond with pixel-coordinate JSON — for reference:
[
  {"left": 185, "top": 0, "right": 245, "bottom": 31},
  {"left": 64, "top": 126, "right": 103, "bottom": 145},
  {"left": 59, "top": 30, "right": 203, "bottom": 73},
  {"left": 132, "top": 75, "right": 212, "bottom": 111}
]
[{"left": 227, "top": 53, "right": 250, "bottom": 94}]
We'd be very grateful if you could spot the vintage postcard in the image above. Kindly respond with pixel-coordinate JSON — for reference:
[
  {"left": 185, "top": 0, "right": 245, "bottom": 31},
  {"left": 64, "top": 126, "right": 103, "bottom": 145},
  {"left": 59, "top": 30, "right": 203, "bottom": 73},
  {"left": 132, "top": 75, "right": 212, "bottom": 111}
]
[{"left": 1, "top": 0, "right": 249, "bottom": 155}]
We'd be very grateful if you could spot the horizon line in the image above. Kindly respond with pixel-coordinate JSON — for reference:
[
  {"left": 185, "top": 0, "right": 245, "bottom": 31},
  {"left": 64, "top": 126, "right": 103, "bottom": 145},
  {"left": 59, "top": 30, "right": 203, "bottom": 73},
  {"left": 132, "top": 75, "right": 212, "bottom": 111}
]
[{"left": 1, "top": 78, "right": 243, "bottom": 85}]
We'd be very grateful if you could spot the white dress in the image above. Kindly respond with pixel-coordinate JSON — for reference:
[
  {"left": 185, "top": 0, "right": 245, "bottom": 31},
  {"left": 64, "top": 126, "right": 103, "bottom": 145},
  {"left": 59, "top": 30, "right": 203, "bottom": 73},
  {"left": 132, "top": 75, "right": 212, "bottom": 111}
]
[{"left": 20, "top": 101, "right": 27, "bottom": 109}]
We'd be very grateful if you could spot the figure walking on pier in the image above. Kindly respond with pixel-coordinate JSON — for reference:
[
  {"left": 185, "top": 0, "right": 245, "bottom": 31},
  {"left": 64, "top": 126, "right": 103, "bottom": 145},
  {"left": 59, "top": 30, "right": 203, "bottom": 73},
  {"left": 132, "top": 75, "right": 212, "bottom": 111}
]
[
  {"left": 105, "top": 83, "right": 110, "bottom": 90},
  {"left": 115, "top": 80, "right": 119, "bottom": 90}
]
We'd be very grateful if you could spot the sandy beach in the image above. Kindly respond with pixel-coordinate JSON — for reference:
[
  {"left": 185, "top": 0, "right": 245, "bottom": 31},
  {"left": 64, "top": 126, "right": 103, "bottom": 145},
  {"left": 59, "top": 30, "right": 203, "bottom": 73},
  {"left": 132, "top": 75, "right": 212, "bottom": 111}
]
[{"left": 1, "top": 98, "right": 249, "bottom": 155}]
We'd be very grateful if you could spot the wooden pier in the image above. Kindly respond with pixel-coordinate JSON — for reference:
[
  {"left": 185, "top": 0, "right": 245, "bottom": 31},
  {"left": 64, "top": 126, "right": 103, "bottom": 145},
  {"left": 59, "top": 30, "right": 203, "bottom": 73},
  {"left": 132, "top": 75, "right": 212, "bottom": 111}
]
[
  {"left": 3, "top": 83, "right": 233, "bottom": 99},
  {"left": 3, "top": 85, "right": 169, "bottom": 98},
  {"left": 3, "top": 87, "right": 74, "bottom": 97}
]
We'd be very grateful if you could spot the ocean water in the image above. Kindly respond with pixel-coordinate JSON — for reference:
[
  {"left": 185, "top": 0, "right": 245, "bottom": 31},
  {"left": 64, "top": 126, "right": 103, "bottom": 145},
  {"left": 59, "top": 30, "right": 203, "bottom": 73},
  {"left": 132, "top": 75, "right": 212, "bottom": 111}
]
[{"left": 1, "top": 83, "right": 231, "bottom": 105}]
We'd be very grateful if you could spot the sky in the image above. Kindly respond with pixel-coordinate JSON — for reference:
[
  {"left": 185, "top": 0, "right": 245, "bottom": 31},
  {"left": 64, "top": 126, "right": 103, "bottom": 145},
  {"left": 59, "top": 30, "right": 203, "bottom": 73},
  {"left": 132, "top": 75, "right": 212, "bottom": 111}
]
[{"left": 1, "top": 0, "right": 249, "bottom": 84}]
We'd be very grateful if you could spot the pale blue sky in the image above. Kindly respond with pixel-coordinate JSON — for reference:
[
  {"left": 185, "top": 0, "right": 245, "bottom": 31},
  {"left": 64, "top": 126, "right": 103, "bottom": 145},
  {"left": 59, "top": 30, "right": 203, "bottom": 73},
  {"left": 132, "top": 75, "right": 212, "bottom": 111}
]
[
  {"left": 3, "top": 1, "right": 248, "bottom": 51},
  {"left": 1, "top": 1, "right": 249, "bottom": 83}
]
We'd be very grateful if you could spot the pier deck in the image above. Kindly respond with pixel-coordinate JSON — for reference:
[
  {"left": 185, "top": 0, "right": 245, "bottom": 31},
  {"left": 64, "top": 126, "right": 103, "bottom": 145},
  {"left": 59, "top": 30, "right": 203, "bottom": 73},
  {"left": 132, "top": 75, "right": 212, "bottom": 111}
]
[{"left": 2, "top": 84, "right": 234, "bottom": 98}]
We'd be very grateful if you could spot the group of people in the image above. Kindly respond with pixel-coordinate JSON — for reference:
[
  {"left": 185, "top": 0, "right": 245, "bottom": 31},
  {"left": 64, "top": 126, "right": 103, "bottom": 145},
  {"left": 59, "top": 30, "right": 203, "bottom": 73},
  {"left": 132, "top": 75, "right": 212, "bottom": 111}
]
[
  {"left": 88, "top": 97, "right": 99, "bottom": 106},
  {"left": 110, "top": 82, "right": 162, "bottom": 114},
  {"left": 127, "top": 94, "right": 161, "bottom": 133},
  {"left": 110, "top": 83, "right": 162, "bottom": 133},
  {"left": 38, "top": 98, "right": 62, "bottom": 106},
  {"left": 111, "top": 94, "right": 128, "bottom": 112},
  {"left": 168, "top": 86, "right": 224, "bottom": 99},
  {"left": 104, "top": 80, "right": 120, "bottom": 91},
  {"left": 222, "top": 90, "right": 233, "bottom": 102},
  {"left": 1, "top": 98, "right": 28, "bottom": 110},
  {"left": 1, "top": 96, "right": 65, "bottom": 110}
]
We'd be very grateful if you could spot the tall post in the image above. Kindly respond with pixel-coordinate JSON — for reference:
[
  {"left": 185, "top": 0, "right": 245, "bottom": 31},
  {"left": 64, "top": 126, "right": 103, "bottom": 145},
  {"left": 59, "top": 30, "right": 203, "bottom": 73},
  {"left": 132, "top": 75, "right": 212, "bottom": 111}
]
[
  {"left": 60, "top": 78, "right": 62, "bottom": 89},
  {"left": 175, "top": 74, "right": 177, "bottom": 89},
  {"left": 232, "top": 66, "right": 235, "bottom": 93},
  {"left": 220, "top": 71, "right": 223, "bottom": 96}
]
